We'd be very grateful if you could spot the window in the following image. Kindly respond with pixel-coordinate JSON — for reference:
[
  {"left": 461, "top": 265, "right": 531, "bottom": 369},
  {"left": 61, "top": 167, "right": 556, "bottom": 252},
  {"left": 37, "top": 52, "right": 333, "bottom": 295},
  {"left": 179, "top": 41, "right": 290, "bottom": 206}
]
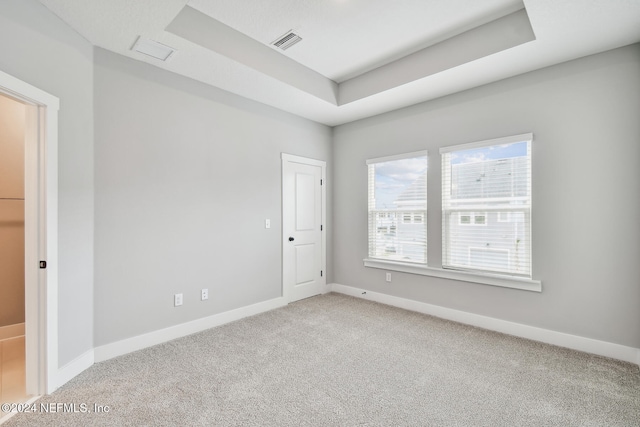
[
  {"left": 474, "top": 214, "right": 486, "bottom": 225},
  {"left": 367, "top": 151, "right": 427, "bottom": 264},
  {"left": 441, "top": 134, "right": 532, "bottom": 277},
  {"left": 403, "top": 212, "right": 424, "bottom": 224},
  {"left": 459, "top": 212, "right": 486, "bottom": 225}
]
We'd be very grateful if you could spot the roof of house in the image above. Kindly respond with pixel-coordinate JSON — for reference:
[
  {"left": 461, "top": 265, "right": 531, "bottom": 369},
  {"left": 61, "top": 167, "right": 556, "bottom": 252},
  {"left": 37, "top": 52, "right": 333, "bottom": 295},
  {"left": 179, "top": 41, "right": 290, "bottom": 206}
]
[{"left": 452, "top": 157, "right": 527, "bottom": 199}]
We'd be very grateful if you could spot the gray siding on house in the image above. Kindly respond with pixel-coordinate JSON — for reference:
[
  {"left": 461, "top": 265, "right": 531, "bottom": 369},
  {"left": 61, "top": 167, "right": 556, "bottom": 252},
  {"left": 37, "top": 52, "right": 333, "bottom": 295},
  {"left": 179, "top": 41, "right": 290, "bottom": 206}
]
[
  {"left": 445, "top": 157, "right": 530, "bottom": 274},
  {"left": 446, "top": 211, "right": 528, "bottom": 273},
  {"left": 370, "top": 170, "right": 427, "bottom": 262}
]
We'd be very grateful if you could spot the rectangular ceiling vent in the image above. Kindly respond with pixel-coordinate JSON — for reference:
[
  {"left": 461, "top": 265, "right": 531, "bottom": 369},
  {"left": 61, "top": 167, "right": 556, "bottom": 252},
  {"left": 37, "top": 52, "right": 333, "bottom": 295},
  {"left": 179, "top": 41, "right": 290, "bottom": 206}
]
[
  {"left": 131, "top": 36, "right": 176, "bottom": 61},
  {"left": 272, "top": 31, "right": 302, "bottom": 50}
]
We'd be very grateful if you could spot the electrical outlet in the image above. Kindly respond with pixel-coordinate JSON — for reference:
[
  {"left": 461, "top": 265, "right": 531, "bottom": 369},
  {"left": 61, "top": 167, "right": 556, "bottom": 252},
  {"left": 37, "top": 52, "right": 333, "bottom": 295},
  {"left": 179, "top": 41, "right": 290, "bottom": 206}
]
[
  {"left": 265, "top": 219, "right": 271, "bottom": 229},
  {"left": 201, "top": 288, "right": 209, "bottom": 301},
  {"left": 174, "top": 293, "right": 183, "bottom": 307},
  {"left": 386, "top": 272, "right": 392, "bottom": 282}
]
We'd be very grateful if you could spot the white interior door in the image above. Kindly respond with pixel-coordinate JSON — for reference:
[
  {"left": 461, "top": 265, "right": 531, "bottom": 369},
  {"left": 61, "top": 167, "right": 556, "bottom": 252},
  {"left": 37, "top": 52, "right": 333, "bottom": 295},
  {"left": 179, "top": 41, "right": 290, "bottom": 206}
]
[{"left": 282, "top": 154, "right": 326, "bottom": 303}]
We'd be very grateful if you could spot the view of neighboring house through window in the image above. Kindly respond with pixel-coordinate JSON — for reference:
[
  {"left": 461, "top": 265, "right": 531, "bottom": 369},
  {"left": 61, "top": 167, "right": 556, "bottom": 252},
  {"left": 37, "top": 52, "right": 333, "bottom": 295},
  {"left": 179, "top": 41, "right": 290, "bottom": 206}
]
[
  {"left": 441, "top": 134, "right": 532, "bottom": 276},
  {"left": 367, "top": 151, "right": 428, "bottom": 263}
]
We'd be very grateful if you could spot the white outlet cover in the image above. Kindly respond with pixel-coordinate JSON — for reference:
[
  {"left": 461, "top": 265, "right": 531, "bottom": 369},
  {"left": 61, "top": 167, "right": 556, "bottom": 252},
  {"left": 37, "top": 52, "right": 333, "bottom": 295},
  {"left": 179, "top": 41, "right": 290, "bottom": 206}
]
[
  {"left": 174, "top": 293, "right": 183, "bottom": 306},
  {"left": 201, "top": 288, "right": 209, "bottom": 301}
]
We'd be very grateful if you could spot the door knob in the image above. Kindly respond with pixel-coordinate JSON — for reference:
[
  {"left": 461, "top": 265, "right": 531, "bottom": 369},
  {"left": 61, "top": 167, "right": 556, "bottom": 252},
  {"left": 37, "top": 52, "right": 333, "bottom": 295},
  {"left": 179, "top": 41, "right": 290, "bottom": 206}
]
[{"left": 288, "top": 237, "right": 295, "bottom": 242}]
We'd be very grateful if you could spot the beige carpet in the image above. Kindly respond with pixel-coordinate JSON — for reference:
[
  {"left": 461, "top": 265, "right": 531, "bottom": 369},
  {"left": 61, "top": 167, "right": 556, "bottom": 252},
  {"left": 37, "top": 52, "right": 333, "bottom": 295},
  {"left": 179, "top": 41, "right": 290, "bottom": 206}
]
[{"left": 3, "top": 293, "right": 639, "bottom": 426}]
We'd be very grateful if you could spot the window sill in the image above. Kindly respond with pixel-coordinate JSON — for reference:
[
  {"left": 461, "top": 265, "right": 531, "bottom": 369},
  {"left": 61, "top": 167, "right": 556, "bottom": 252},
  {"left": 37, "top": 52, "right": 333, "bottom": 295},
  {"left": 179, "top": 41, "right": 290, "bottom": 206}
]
[{"left": 363, "top": 258, "right": 541, "bottom": 292}]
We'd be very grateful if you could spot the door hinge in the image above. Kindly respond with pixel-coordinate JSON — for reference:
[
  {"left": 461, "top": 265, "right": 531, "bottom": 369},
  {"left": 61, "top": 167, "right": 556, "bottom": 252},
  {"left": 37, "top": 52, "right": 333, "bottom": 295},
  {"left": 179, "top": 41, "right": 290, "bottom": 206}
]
[
  {"left": 320, "top": 225, "right": 323, "bottom": 231},
  {"left": 320, "top": 179, "right": 323, "bottom": 185},
  {"left": 39, "top": 260, "right": 47, "bottom": 269},
  {"left": 320, "top": 270, "right": 323, "bottom": 277}
]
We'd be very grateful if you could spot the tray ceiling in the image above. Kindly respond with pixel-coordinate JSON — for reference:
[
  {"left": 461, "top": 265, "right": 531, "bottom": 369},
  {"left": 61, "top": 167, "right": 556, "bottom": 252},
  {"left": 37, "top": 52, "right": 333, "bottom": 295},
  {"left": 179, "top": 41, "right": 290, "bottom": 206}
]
[{"left": 38, "top": 0, "right": 640, "bottom": 126}]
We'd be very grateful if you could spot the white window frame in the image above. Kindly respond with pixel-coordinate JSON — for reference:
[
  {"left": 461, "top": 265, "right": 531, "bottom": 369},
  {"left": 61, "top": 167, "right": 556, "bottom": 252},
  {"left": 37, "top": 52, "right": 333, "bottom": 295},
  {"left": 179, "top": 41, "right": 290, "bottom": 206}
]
[
  {"left": 364, "top": 134, "right": 541, "bottom": 293},
  {"left": 366, "top": 150, "right": 428, "bottom": 265},
  {"left": 441, "top": 133, "right": 534, "bottom": 278},
  {"left": 363, "top": 257, "right": 541, "bottom": 292}
]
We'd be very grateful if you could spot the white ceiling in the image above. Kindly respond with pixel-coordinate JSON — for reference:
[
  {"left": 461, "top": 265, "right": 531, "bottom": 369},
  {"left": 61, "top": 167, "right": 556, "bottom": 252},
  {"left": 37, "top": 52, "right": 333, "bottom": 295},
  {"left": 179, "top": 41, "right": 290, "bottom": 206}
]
[
  {"left": 38, "top": 0, "right": 640, "bottom": 126},
  {"left": 187, "top": 0, "right": 524, "bottom": 82}
]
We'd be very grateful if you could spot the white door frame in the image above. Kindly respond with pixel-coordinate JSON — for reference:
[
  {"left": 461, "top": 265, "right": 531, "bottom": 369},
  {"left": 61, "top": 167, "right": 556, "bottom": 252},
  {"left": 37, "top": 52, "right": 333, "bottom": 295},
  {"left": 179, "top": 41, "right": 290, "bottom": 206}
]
[
  {"left": 0, "top": 70, "right": 59, "bottom": 394},
  {"left": 281, "top": 153, "right": 327, "bottom": 303}
]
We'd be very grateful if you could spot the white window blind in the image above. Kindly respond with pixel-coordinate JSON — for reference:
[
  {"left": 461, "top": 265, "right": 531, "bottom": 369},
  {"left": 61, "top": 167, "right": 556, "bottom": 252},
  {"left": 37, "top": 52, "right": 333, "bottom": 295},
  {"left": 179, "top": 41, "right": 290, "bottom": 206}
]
[
  {"left": 441, "top": 134, "right": 532, "bottom": 276},
  {"left": 367, "top": 151, "right": 428, "bottom": 264}
]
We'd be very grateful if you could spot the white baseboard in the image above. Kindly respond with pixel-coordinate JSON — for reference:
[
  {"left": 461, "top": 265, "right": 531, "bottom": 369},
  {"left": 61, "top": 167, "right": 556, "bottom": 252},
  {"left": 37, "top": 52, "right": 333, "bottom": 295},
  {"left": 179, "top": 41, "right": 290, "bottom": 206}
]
[
  {"left": 94, "top": 297, "right": 287, "bottom": 363},
  {"left": 55, "top": 349, "right": 95, "bottom": 392},
  {"left": 329, "top": 283, "right": 640, "bottom": 366}
]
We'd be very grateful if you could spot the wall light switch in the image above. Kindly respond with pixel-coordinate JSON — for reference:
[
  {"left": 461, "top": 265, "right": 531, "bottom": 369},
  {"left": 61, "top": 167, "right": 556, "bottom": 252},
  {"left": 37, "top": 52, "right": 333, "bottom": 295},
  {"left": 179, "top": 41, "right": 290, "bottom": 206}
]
[
  {"left": 265, "top": 219, "right": 271, "bottom": 229},
  {"left": 386, "top": 273, "right": 392, "bottom": 282}
]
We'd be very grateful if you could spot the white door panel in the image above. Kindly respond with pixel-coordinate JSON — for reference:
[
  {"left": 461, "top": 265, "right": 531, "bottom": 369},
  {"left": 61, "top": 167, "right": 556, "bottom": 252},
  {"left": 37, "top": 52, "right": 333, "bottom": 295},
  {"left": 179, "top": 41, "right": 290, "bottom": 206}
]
[
  {"left": 295, "top": 172, "right": 316, "bottom": 231},
  {"left": 282, "top": 154, "right": 326, "bottom": 303},
  {"left": 295, "top": 244, "right": 316, "bottom": 285}
]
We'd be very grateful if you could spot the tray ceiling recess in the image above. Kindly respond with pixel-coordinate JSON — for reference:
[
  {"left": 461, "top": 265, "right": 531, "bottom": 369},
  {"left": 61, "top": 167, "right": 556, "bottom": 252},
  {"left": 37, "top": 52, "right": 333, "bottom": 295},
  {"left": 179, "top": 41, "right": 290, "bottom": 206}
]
[
  {"left": 166, "top": 5, "right": 535, "bottom": 106},
  {"left": 37, "top": 0, "right": 640, "bottom": 126}
]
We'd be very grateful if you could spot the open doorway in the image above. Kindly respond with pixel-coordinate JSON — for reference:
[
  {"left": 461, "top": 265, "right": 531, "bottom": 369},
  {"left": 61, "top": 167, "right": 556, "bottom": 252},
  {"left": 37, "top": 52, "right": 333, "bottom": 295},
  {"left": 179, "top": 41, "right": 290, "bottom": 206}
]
[
  {"left": 0, "top": 70, "right": 60, "bottom": 409},
  {"left": 0, "top": 93, "right": 28, "bottom": 404}
]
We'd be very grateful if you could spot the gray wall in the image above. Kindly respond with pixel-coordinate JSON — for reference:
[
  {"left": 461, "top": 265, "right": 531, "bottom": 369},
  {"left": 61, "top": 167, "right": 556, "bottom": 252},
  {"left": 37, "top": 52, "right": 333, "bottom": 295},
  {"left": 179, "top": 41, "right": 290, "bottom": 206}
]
[
  {"left": 93, "top": 49, "right": 332, "bottom": 346},
  {"left": 333, "top": 44, "right": 640, "bottom": 348},
  {"left": 0, "top": 0, "right": 94, "bottom": 366}
]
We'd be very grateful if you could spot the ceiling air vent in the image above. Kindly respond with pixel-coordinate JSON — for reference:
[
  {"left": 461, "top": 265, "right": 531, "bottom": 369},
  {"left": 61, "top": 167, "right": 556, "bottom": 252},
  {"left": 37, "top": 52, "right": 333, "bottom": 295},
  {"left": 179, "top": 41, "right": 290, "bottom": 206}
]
[{"left": 272, "top": 31, "right": 302, "bottom": 50}]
